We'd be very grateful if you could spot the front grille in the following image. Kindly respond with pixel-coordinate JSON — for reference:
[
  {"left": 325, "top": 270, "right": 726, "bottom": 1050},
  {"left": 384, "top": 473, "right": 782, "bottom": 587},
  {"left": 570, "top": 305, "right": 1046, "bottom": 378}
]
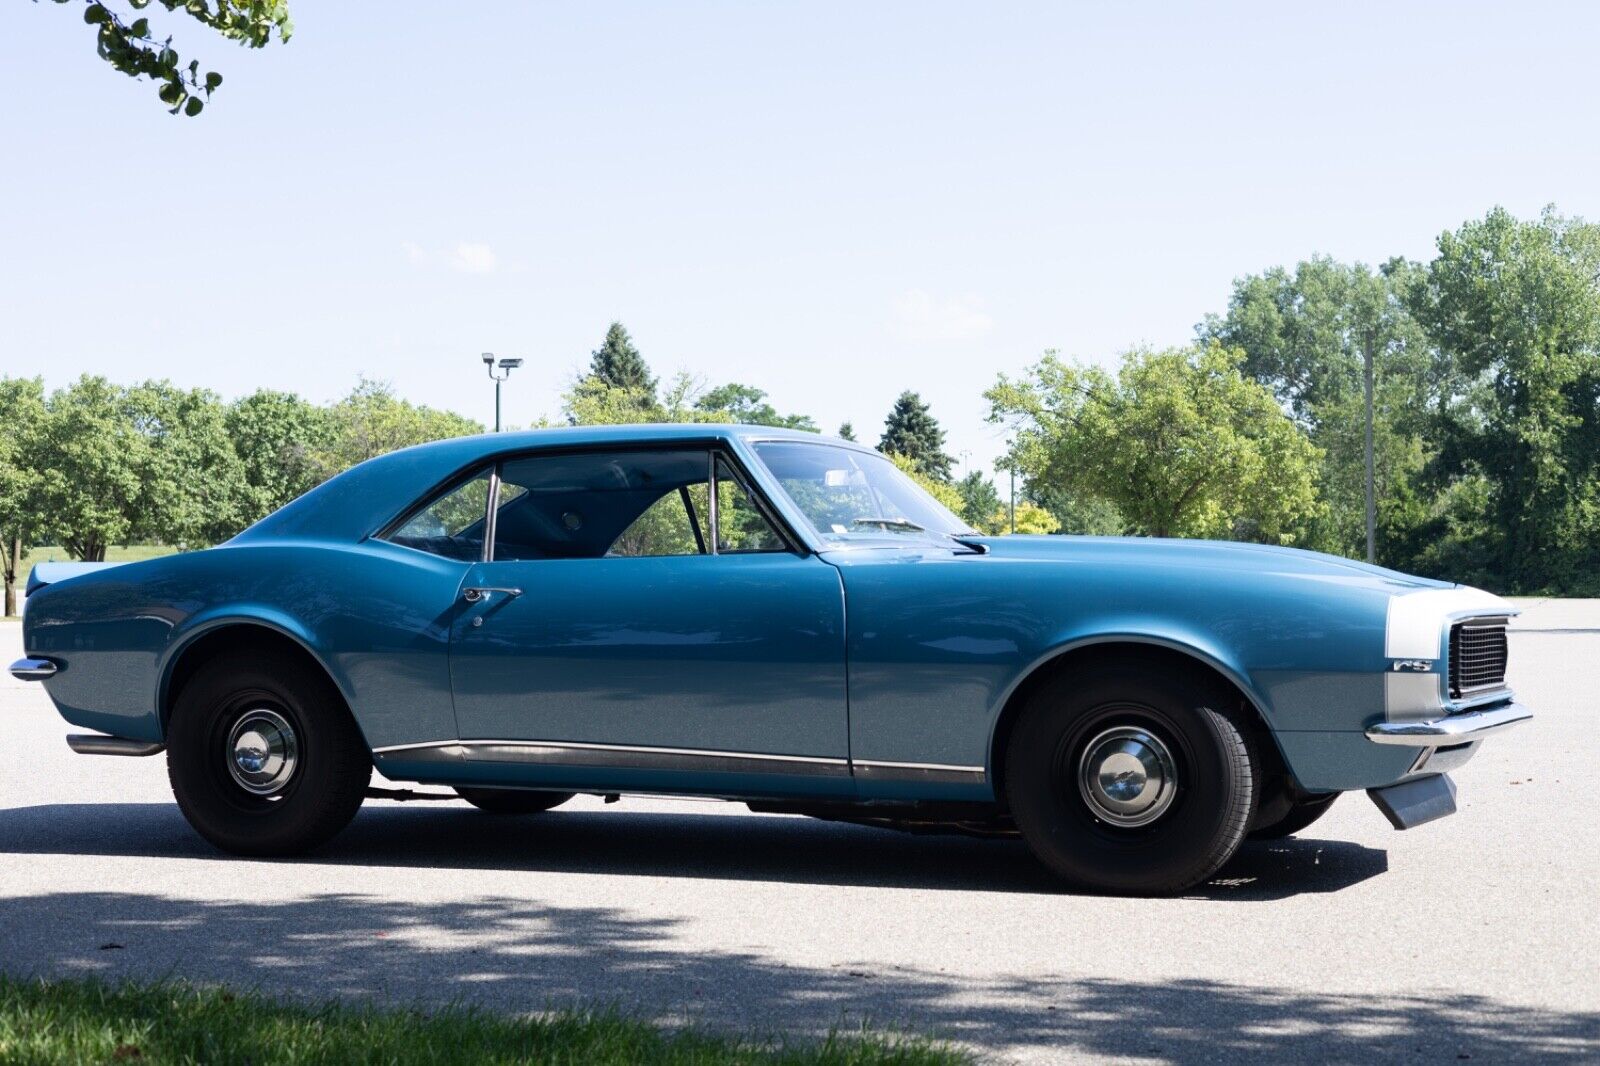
[{"left": 1449, "top": 617, "right": 1509, "bottom": 698}]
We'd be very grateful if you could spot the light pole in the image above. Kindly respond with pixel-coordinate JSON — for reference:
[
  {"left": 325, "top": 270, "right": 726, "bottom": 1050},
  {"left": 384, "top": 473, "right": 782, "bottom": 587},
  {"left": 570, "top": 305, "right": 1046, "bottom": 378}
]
[
  {"left": 482, "top": 353, "right": 523, "bottom": 432},
  {"left": 1363, "top": 331, "right": 1375, "bottom": 564}
]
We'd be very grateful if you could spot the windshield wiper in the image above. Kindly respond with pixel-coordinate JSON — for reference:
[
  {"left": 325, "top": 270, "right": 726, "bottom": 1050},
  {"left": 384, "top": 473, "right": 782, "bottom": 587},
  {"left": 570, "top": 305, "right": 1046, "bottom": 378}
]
[
  {"left": 849, "top": 516, "right": 989, "bottom": 553},
  {"left": 850, "top": 517, "right": 926, "bottom": 532}
]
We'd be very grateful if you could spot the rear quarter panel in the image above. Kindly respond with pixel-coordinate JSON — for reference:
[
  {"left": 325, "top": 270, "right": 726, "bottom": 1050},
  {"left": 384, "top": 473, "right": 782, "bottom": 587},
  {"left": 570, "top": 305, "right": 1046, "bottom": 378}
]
[{"left": 22, "top": 540, "right": 467, "bottom": 747}]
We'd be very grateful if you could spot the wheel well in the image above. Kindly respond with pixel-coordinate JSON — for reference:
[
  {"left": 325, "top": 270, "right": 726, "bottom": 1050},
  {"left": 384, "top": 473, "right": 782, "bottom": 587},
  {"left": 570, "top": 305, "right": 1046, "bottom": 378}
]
[
  {"left": 161, "top": 623, "right": 348, "bottom": 732},
  {"left": 987, "top": 641, "right": 1287, "bottom": 800}
]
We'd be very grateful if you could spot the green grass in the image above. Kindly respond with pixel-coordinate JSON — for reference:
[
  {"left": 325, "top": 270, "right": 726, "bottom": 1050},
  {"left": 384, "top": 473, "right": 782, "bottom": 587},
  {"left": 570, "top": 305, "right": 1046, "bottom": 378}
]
[
  {"left": 18, "top": 545, "right": 179, "bottom": 588},
  {"left": 0, "top": 975, "right": 966, "bottom": 1066},
  {"left": 6, "top": 545, "right": 180, "bottom": 616}
]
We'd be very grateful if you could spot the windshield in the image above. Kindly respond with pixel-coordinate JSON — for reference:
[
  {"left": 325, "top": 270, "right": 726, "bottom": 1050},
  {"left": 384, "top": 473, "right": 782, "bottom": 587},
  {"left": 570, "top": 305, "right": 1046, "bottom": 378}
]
[{"left": 751, "top": 440, "right": 976, "bottom": 544}]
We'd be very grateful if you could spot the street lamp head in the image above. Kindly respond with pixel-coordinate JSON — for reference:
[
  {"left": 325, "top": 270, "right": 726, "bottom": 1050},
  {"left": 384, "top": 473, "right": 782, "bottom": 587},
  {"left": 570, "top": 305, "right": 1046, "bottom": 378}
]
[
  {"left": 481, "top": 352, "right": 495, "bottom": 365},
  {"left": 498, "top": 358, "right": 524, "bottom": 370}
]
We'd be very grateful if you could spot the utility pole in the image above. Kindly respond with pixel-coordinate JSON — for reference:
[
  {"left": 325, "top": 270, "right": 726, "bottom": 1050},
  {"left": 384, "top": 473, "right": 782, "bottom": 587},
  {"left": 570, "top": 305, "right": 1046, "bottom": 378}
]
[
  {"left": 482, "top": 352, "right": 524, "bottom": 432},
  {"left": 1009, "top": 466, "right": 1016, "bottom": 534},
  {"left": 1363, "top": 330, "right": 1376, "bottom": 564}
]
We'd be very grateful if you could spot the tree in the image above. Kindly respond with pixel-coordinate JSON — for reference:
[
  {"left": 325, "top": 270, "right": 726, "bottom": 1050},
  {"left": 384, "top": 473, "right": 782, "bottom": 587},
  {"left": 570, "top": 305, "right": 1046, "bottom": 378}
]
[
  {"left": 956, "top": 471, "right": 1000, "bottom": 531},
  {"left": 227, "top": 389, "right": 333, "bottom": 517},
  {"left": 0, "top": 378, "right": 49, "bottom": 615},
  {"left": 694, "top": 383, "right": 817, "bottom": 430},
  {"left": 1028, "top": 484, "right": 1124, "bottom": 536},
  {"left": 315, "top": 379, "right": 483, "bottom": 475},
  {"left": 837, "top": 421, "right": 856, "bottom": 441},
  {"left": 888, "top": 453, "right": 965, "bottom": 515},
  {"left": 52, "top": 0, "right": 292, "bottom": 116},
  {"left": 1198, "top": 255, "right": 1432, "bottom": 560},
  {"left": 32, "top": 376, "right": 150, "bottom": 561},
  {"left": 123, "top": 381, "right": 254, "bottom": 547},
  {"left": 879, "top": 391, "right": 953, "bottom": 481},
  {"left": 588, "top": 322, "right": 657, "bottom": 402},
  {"left": 987, "top": 344, "right": 1323, "bottom": 542},
  {"left": 1401, "top": 206, "right": 1600, "bottom": 591},
  {"left": 989, "top": 500, "right": 1061, "bottom": 535}
]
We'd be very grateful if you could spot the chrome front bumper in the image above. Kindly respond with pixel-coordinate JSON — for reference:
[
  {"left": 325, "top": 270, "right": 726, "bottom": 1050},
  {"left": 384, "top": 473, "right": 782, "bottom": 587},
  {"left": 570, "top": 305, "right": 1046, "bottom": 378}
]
[{"left": 1366, "top": 702, "right": 1532, "bottom": 746}]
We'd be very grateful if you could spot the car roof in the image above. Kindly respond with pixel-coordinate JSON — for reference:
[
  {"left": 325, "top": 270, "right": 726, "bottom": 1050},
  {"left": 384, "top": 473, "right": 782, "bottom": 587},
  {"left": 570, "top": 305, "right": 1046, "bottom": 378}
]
[{"left": 232, "top": 424, "right": 870, "bottom": 546}]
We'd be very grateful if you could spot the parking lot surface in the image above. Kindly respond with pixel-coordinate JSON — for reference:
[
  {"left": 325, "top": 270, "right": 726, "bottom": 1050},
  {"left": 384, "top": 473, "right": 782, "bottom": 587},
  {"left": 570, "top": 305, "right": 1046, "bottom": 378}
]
[{"left": 1, "top": 603, "right": 1596, "bottom": 1063}]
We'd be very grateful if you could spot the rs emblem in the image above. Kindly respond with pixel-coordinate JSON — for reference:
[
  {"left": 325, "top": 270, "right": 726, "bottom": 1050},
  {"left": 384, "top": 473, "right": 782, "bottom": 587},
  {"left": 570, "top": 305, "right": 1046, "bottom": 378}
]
[{"left": 1390, "top": 659, "right": 1433, "bottom": 672}]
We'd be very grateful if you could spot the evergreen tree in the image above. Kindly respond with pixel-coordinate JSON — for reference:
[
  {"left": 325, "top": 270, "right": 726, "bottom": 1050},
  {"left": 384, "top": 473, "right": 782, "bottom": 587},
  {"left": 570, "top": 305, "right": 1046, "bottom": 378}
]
[
  {"left": 956, "top": 471, "right": 1001, "bottom": 530},
  {"left": 837, "top": 421, "right": 856, "bottom": 441},
  {"left": 878, "top": 391, "right": 953, "bottom": 480},
  {"left": 588, "top": 322, "right": 657, "bottom": 400}
]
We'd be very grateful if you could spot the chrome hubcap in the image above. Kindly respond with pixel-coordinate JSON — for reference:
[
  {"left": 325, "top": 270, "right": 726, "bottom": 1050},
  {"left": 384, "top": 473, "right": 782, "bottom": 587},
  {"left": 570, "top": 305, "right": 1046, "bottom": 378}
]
[
  {"left": 226, "top": 709, "right": 298, "bottom": 796},
  {"left": 1077, "top": 725, "right": 1178, "bottom": 827}
]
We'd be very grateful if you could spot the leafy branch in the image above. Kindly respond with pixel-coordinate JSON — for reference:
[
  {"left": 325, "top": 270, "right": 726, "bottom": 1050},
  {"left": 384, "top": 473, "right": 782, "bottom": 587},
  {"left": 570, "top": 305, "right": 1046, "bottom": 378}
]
[{"left": 48, "top": 0, "right": 292, "bottom": 115}]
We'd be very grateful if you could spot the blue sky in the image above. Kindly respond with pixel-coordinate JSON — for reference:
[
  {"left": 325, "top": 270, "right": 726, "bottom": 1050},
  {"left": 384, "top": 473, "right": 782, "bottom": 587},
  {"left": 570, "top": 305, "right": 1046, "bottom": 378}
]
[{"left": 4, "top": 2, "right": 1597, "bottom": 483}]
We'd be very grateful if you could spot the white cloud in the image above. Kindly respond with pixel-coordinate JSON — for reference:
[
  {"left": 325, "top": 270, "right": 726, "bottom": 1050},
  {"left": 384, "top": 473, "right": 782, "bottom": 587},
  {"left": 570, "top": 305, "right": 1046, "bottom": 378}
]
[
  {"left": 400, "top": 240, "right": 499, "bottom": 274},
  {"left": 448, "top": 241, "right": 498, "bottom": 274},
  {"left": 891, "top": 289, "right": 993, "bottom": 342}
]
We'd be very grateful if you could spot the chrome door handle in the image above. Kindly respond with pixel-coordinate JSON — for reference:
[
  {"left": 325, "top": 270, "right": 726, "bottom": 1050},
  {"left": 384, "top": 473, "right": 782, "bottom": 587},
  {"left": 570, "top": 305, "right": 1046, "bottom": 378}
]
[{"left": 462, "top": 586, "right": 523, "bottom": 603}]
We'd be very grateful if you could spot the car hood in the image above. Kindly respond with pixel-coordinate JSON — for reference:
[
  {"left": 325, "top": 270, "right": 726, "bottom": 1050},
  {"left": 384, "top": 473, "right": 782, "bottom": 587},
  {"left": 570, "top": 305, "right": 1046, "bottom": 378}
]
[{"left": 964, "top": 534, "right": 1452, "bottom": 591}]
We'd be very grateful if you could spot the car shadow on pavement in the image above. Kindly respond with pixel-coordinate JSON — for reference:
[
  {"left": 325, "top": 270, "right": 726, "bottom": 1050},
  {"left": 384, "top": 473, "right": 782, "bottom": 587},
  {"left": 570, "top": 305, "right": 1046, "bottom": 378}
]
[
  {"left": 0, "top": 887, "right": 1592, "bottom": 1063},
  {"left": 1, "top": 801, "right": 1386, "bottom": 900}
]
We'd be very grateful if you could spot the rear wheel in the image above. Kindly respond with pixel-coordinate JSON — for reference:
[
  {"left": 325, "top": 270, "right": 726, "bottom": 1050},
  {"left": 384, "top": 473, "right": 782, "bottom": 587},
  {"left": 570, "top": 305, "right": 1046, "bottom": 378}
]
[
  {"left": 455, "top": 787, "right": 574, "bottom": 814},
  {"left": 167, "top": 651, "right": 371, "bottom": 856},
  {"left": 1248, "top": 792, "right": 1338, "bottom": 840},
  {"left": 1004, "top": 664, "right": 1257, "bottom": 895}
]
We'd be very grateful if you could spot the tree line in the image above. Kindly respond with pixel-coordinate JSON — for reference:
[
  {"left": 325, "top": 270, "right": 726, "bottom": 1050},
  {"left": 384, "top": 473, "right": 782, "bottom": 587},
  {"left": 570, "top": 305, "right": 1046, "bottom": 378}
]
[
  {"left": 3, "top": 204, "right": 1598, "bottom": 611},
  {"left": 0, "top": 378, "right": 479, "bottom": 614}
]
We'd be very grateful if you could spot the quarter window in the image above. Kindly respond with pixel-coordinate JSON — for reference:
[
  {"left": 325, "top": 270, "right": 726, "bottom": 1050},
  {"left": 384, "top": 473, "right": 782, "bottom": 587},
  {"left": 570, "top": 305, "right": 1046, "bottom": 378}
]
[{"left": 385, "top": 470, "right": 492, "bottom": 561}]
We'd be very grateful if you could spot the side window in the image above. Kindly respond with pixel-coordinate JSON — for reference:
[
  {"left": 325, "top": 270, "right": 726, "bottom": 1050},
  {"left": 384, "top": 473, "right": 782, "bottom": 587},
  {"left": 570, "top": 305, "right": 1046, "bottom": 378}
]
[
  {"left": 608, "top": 486, "right": 707, "bottom": 558},
  {"left": 386, "top": 470, "right": 491, "bottom": 561},
  {"left": 715, "top": 457, "right": 785, "bottom": 553},
  {"left": 492, "top": 449, "right": 713, "bottom": 561}
]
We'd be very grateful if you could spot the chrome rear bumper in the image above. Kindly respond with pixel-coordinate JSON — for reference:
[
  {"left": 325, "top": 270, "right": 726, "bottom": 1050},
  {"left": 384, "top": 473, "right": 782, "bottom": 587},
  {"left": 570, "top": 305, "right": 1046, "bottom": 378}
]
[
  {"left": 8, "top": 658, "right": 57, "bottom": 681},
  {"left": 1366, "top": 702, "right": 1532, "bottom": 746}
]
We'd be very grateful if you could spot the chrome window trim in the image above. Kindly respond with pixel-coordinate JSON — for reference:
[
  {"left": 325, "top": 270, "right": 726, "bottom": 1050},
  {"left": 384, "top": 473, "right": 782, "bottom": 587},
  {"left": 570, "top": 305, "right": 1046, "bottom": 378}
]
[
  {"left": 481, "top": 465, "right": 502, "bottom": 563},
  {"left": 706, "top": 451, "right": 719, "bottom": 555}
]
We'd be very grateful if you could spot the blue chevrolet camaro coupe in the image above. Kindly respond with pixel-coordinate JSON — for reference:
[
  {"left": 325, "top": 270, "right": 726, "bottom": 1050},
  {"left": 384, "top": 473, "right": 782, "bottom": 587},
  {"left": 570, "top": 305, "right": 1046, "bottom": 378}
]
[{"left": 13, "top": 424, "right": 1531, "bottom": 893}]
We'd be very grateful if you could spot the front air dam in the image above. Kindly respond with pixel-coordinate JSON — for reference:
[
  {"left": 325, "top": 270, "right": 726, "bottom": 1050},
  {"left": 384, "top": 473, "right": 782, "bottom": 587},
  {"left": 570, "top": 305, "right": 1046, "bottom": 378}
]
[{"left": 1368, "top": 773, "right": 1457, "bottom": 829}]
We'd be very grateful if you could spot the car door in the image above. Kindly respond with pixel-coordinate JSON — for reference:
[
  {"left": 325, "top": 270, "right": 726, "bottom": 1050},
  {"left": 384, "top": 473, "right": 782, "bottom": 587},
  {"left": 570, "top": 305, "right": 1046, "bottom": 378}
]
[{"left": 446, "top": 445, "right": 850, "bottom": 785}]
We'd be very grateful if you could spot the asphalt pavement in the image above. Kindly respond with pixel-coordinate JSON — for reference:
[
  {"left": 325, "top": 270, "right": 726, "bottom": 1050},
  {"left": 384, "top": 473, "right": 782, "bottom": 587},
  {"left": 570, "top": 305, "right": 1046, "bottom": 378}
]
[{"left": 1, "top": 602, "right": 1596, "bottom": 1063}]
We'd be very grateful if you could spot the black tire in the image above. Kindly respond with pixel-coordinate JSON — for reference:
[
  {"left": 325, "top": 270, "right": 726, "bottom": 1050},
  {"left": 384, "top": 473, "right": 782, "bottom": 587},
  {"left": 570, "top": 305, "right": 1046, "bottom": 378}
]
[
  {"left": 1248, "top": 792, "right": 1338, "bottom": 840},
  {"left": 455, "top": 787, "right": 575, "bottom": 814},
  {"left": 1004, "top": 663, "right": 1257, "bottom": 895},
  {"left": 166, "top": 650, "right": 371, "bottom": 856}
]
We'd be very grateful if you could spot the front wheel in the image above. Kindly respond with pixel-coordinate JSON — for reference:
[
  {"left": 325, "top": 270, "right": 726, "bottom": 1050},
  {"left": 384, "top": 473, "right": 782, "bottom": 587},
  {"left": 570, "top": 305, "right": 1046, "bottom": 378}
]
[
  {"left": 167, "top": 651, "right": 371, "bottom": 856},
  {"left": 1004, "top": 664, "right": 1257, "bottom": 895}
]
